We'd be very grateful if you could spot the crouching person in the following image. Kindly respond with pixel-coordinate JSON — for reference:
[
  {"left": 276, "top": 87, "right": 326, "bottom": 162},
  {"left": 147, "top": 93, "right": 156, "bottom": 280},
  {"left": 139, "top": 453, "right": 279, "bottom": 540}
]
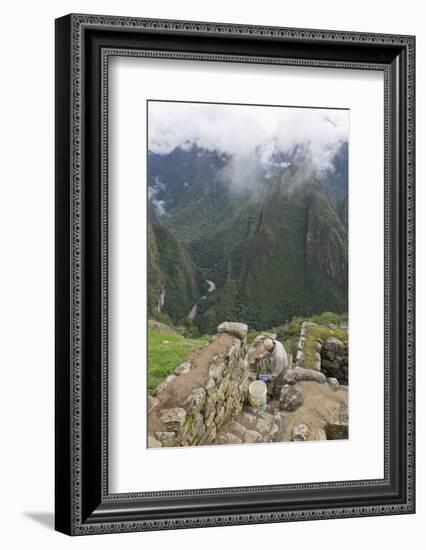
[{"left": 263, "top": 338, "right": 289, "bottom": 399}]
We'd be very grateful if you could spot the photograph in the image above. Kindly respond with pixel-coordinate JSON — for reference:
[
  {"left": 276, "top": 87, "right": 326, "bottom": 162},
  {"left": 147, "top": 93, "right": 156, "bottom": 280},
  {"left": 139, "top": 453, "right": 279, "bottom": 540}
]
[
  {"left": 51, "top": 9, "right": 415, "bottom": 538},
  {"left": 147, "top": 100, "right": 350, "bottom": 448}
]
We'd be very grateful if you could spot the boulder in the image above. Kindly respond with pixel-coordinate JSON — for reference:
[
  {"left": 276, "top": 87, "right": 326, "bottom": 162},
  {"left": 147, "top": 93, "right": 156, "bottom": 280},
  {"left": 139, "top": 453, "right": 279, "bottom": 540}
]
[
  {"left": 204, "top": 408, "right": 216, "bottom": 428},
  {"left": 148, "top": 395, "right": 160, "bottom": 413},
  {"left": 217, "top": 322, "right": 248, "bottom": 339},
  {"left": 217, "top": 432, "right": 243, "bottom": 445},
  {"left": 205, "top": 377, "right": 216, "bottom": 394},
  {"left": 321, "top": 359, "right": 341, "bottom": 375},
  {"left": 155, "top": 431, "right": 178, "bottom": 447},
  {"left": 258, "top": 411, "right": 275, "bottom": 425},
  {"left": 194, "top": 421, "right": 206, "bottom": 441},
  {"left": 239, "top": 412, "right": 257, "bottom": 429},
  {"left": 323, "top": 337, "right": 344, "bottom": 357},
  {"left": 282, "top": 369, "right": 297, "bottom": 385},
  {"left": 279, "top": 386, "right": 304, "bottom": 412},
  {"left": 255, "top": 418, "right": 271, "bottom": 436},
  {"left": 326, "top": 377, "right": 340, "bottom": 391},
  {"left": 291, "top": 423, "right": 310, "bottom": 441},
  {"left": 227, "top": 421, "right": 246, "bottom": 440},
  {"left": 325, "top": 403, "right": 348, "bottom": 440},
  {"left": 283, "top": 367, "right": 326, "bottom": 384},
  {"left": 159, "top": 407, "right": 187, "bottom": 431},
  {"left": 321, "top": 336, "right": 349, "bottom": 384},
  {"left": 152, "top": 374, "right": 176, "bottom": 396},
  {"left": 208, "top": 361, "right": 226, "bottom": 381},
  {"left": 147, "top": 435, "right": 162, "bottom": 448},
  {"left": 175, "top": 361, "right": 192, "bottom": 375},
  {"left": 184, "top": 387, "right": 206, "bottom": 412},
  {"left": 202, "top": 424, "right": 217, "bottom": 445},
  {"left": 314, "top": 428, "right": 327, "bottom": 440},
  {"left": 215, "top": 406, "right": 225, "bottom": 427},
  {"left": 244, "top": 430, "right": 263, "bottom": 444},
  {"left": 273, "top": 412, "right": 288, "bottom": 431},
  {"left": 267, "top": 423, "right": 279, "bottom": 442}
]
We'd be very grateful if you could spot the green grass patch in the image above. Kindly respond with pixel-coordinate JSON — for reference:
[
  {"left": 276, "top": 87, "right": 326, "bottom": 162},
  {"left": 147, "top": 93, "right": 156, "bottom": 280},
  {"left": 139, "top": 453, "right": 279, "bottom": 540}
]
[{"left": 147, "top": 331, "right": 209, "bottom": 394}]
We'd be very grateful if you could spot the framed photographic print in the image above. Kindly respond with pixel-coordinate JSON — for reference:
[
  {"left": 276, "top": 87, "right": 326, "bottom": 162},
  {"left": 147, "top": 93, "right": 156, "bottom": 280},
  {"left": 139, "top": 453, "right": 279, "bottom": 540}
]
[{"left": 55, "top": 14, "right": 416, "bottom": 535}]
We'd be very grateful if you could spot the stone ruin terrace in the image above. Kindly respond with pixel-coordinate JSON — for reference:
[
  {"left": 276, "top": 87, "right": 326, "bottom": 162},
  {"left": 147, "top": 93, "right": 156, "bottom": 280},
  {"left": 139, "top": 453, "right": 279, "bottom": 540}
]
[{"left": 148, "top": 322, "right": 349, "bottom": 448}]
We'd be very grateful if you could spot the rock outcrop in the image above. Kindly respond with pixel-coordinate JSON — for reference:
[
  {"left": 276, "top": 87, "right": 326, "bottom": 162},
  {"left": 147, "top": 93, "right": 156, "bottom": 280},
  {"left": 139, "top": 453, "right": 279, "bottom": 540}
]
[
  {"left": 325, "top": 403, "right": 349, "bottom": 439},
  {"left": 148, "top": 323, "right": 249, "bottom": 448},
  {"left": 292, "top": 423, "right": 310, "bottom": 441},
  {"left": 217, "top": 322, "right": 248, "bottom": 340},
  {"left": 283, "top": 366, "right": 326, "bottom": 385},
  {"left": 148, "top": 321, "right": 349, "bottom": 448},
  {"left": 321, "top": 337, "right": 349, "bottom": 385},
  {"left": 279, "top": 386, "right": 304, "bottom": 411}
]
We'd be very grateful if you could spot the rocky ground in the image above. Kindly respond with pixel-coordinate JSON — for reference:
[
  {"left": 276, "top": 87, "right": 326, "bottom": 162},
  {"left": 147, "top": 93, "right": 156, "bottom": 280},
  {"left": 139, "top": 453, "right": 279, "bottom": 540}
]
[
  {"left": 215, "top": 325, "right": 349, "bottom": 445},
  {"left": 148, "top": 321, "right": 349, "bottom": 447},
  {"left": 215, "top": 379, "right": 348, "bottom": 445}
]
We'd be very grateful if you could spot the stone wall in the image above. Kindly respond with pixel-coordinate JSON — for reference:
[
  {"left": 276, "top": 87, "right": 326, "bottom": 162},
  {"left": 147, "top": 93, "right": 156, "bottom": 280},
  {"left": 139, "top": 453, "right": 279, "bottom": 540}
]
[
  {"left": 320, "top": 337, "right": 349, "bottom": 385},
  {"left": 295, "top": 321, "right": 322, "bottom": 370},
  {"left": 295, "top": 321, "right": 348, "bottom": 384},
  {"left": 148, "top": 321, "right": 349, "bottom": 447},
  {"left": 148, "top": 322, "right": 250, "bottom": 448}
]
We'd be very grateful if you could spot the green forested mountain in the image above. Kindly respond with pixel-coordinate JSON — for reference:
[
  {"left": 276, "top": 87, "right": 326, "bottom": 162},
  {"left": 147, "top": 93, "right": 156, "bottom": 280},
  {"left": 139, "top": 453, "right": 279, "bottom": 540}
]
[
  {"left": 147, "top": 221, "right": 205, "bottom": 322},
  {"left": 197, "top": 167, "right": 348, "bottom": 331},
  {"left": 147, "top": 145, "right": 348, "bottom": 332}
]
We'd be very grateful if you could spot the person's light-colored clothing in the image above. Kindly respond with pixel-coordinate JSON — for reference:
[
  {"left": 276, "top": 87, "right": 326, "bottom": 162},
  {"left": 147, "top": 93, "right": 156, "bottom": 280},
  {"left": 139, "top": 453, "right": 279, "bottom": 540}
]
[{"left": 271, "top": 340, "right": 289, "bottom": 379}]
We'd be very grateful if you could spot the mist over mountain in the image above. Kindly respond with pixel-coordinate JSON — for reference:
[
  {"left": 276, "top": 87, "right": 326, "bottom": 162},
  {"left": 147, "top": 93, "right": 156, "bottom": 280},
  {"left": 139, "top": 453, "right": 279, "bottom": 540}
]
[{"left": 147, "top": 103, "right": 349, "bottom": 332}]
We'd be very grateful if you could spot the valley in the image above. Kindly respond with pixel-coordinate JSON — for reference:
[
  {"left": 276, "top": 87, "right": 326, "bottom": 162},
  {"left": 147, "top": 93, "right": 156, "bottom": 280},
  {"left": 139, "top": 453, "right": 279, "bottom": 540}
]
[
  {"left": 147, "top": 143, "right": 348, "bottom": 334},
  {"left": 188, "top": 279, "right": 216, "bottom": 319}
]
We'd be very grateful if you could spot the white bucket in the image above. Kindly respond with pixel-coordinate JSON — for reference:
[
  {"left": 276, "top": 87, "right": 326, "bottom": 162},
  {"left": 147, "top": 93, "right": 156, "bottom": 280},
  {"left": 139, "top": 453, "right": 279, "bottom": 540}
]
[{"left": 249, "top": 380, "right": 267, "bottom": 410}]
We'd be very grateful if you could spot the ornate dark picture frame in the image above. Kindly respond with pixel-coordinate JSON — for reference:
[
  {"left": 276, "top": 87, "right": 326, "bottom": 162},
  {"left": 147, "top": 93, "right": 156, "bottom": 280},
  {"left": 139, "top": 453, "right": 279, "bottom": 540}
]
[{"left": 55, "top": 14, "right": 415, "bottom": 536}]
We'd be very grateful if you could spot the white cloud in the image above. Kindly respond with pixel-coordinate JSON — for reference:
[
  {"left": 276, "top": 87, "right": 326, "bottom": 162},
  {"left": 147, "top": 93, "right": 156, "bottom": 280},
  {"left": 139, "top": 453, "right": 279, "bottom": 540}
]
[
  {"left": 148, "top": 176, "right": 167, "bottom": 217},
  {"left": 152, "top": 199, "right": 166, "bottom": 217},
  {"left": 148, "top": 101, "right": 349, "bottom": 175}
]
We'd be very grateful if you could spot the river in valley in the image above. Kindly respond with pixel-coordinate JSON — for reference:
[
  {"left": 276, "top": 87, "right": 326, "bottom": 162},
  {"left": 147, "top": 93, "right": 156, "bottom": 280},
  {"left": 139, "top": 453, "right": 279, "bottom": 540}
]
[{"left": 188, "top": 280, "right": 216, "bottom": 319}]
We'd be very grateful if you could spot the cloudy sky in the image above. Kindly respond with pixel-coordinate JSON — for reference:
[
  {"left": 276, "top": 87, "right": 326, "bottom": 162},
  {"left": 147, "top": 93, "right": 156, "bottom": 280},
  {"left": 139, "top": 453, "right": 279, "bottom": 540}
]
[{"left": 148, "top": 101, "right": 349, "bottom": 175}]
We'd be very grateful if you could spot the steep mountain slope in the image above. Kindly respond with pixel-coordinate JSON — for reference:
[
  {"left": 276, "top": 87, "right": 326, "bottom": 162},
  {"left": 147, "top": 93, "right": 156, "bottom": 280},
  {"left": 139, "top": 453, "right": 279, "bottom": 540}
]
[
  {"left": 148, "top": 145, "right": 348, "bottom": 333},
  {"left": 147, "top": 221, "right": 205, "bottom": 322},
  {"left": 148, "top": 146, "right": 228, "bottom": 220},
  {"left": 197, "top": 166, "right": 348, "bottom": 331},
  {"left": 149, "top": 145, "right": 265, "bottom": 287}
]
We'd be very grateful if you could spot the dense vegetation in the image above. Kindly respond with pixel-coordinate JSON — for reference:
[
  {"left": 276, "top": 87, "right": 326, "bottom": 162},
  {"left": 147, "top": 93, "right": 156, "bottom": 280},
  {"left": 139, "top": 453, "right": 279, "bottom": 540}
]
[
  {"left": 193, "top": 169, "right": 348, "bottom": 333},
  {"left": 147, "top": 144, "right": 348, "bottom": 334},
  {"left": 147, "top": 221, "right": 206, "bottom": 322}
]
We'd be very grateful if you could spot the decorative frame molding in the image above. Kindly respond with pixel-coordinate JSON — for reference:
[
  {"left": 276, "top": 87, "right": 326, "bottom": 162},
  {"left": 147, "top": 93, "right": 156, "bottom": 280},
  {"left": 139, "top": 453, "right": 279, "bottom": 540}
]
[{"left": 55, "top": 14, "right": 415, "bottom": 535}]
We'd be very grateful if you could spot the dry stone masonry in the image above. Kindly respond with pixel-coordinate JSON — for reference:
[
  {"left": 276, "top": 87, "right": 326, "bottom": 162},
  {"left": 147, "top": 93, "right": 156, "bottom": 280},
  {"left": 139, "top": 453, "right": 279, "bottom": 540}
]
[
  {"left": 295, "top": 321, "right": 349, "bottom": 385},
  {"left": 148, "top": 320, "right": 349, "bottom": 447},
  {"left": 320, "top": 337, "right": 349, "bottom": 385},
  {"left": 148, "top": 322, "right": 250, "bottom": 447}
]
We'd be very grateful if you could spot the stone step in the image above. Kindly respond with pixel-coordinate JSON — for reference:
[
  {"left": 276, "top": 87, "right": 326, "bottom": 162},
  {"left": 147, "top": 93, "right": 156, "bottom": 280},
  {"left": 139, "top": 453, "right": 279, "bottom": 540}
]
[{"left": 215, "top": 403, "right": 285, "bottom": 445}]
